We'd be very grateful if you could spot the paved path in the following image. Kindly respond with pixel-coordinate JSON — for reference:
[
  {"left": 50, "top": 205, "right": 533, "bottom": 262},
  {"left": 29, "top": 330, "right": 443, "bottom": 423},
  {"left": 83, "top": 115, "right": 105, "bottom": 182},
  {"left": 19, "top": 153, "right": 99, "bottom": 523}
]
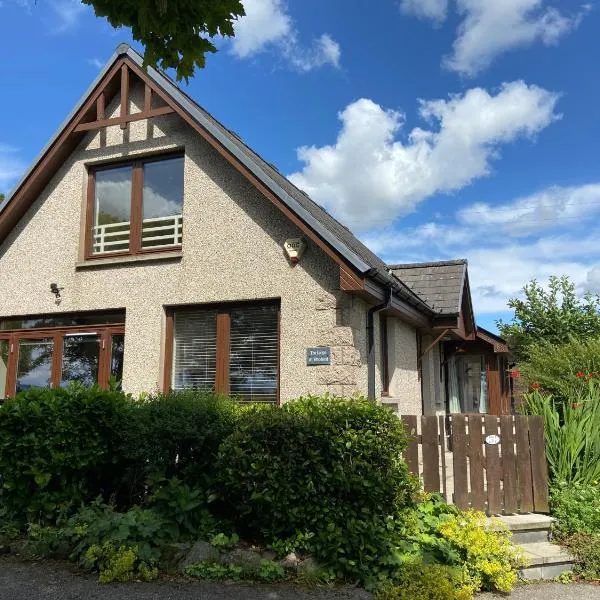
[
  {"left": 0, "top": 557, "right": 370, "bottom": 600},
  {"left": 2, "top": 558, "right": 600, "bottom": 599}
]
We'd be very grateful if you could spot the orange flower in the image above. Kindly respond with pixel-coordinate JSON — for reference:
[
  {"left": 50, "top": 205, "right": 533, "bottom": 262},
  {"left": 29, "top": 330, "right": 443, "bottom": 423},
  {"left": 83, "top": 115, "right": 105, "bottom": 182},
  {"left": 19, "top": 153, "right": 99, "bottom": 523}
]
[
  {"left": 510, "top": 370, "right": 521, "bottom": 379},
  {"left": 576, "top": 371, "right": 586, "bottom": 379},
  {"left": 531, "top": 383, "right": 541, "bottom": 390}
]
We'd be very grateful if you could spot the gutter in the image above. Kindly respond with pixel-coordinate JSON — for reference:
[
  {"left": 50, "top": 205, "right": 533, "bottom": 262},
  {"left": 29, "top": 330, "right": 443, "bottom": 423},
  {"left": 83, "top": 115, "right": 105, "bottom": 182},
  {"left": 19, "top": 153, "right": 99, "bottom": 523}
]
[{"left": 367, "top": 287, "right": 393, "bottom": 401}]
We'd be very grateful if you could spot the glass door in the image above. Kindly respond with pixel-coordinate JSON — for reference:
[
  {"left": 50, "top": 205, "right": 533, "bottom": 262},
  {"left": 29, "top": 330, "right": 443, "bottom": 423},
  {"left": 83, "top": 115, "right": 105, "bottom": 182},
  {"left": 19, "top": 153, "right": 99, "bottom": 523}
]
[
  {"left": 15, "top": 337, "right": 55, "bottom": 393},
  {"left": 60, "top": 333, "right": 101, "bottom": 387},
  {"left": 0, "top": 339, "right": 10, "bottom": 399}
]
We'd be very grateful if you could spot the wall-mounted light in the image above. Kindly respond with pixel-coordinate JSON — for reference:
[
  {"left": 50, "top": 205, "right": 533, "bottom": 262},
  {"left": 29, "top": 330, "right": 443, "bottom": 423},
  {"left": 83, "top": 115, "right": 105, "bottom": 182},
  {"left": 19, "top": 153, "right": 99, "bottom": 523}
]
[{"left": 50, "top": 283, "right": 64, "bottom": 305}]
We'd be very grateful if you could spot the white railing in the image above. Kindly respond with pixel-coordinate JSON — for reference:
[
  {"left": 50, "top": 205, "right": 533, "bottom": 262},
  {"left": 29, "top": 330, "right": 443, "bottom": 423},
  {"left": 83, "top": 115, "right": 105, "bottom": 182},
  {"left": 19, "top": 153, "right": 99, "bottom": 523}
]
[{"left": 93, "top": 214, "right": 183, "bottom": 254}]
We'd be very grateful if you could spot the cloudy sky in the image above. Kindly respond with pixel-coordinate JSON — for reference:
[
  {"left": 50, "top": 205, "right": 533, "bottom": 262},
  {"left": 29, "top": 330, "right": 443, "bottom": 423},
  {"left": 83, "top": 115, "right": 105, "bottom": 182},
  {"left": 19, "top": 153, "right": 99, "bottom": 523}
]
[{"left": 1, "top": 0, "right": 599, "bottom": 330}]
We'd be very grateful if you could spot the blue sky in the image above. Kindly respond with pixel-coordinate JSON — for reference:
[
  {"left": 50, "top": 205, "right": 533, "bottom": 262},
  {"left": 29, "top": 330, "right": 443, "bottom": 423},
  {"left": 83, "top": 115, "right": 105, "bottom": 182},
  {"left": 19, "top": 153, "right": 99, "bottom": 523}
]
[{"left": 1, "top": 0, "right": 599, "bottom": 331}]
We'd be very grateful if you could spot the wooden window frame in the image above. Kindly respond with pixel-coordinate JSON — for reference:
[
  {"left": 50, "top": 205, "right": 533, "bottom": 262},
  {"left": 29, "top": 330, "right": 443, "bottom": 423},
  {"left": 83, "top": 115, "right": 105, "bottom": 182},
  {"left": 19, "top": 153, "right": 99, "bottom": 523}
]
[
  {"left": 163, "top": 300, "right": 281, "bottom": 404},
  {"left": 0, "top": 322, "right": 125, "bottom": 398},
  {"left": 380, "top": 315, "right": 390, "bottom": 396},
  {"left": 85, "top": 151, "right": 184, "bottom": 260}
]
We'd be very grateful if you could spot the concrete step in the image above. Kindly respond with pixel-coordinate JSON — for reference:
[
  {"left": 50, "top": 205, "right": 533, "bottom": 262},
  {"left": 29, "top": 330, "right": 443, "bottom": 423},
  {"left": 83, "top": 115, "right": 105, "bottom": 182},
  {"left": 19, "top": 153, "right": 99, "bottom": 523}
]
[
  {"left": 493, "top": 514, "right": 555, "bottom": 544},
  {"left": 519, "top": 541, "right": 575, "bottom": 580}
]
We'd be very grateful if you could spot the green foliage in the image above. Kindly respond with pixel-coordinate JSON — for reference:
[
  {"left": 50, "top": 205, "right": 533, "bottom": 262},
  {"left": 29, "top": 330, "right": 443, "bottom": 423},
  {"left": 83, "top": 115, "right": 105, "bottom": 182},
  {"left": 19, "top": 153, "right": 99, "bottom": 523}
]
[
  {"left": 146, "top": 477, "right": 220, "bottom": 541},
  {"left": 518, "top": 336, "right": 600, "bottom": 402},
  {"left": 81, "top": 0, "right": 245, "bottom": 81},
  {"left": 521, "top": 383, "right": 600, "bottom": 484},
  {"left": 216, "top": 395, "right": 417, "bottom": 582},
  {"left": 375, "top": 564, "right": 475, "bottom": 600},
  {"left": 268, "top": 531, "right": 315, "bottom": 558},
  {"left": 121, "top": 390, "right": 240, "bottom": 504},
  {"left": 64, "top": 501, "right": 165, "bottom": 569},
  {"left": 0, "top": 193, "right": 4, "bottom": 204},
  {"left": 25, "top": 523, "right": 65, "bottom": 558},
  {"left": 256, "top": 559, "right": 286, "bottom": 582},
  {"left": 185, "top": 560, "right": 243, "bottom": 580},
  {"left": 497, "top": 276, "right": 600, "bottom": 362},
  {"left": 562, "top": 533, "right": 600, "bottom": 581},
  {"left": 551, "top": 483, "right": 600, "bottom": 538},
  {"left": 0, "top": 385, "right": 132, "bottom": 523},
  {"left": 210, "top": 532, "right": 239, "bottom": 550},
  {"left": 82, "top": 542, "right": 158, "bottom": 583}
]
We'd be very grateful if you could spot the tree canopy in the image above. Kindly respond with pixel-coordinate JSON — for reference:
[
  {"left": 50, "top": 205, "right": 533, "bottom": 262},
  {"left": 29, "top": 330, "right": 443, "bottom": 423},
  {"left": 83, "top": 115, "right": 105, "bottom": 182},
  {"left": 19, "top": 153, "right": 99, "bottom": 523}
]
[
  {"left": 0, "top": 193, "right": 5, "bottom": 204},
  {"left": 83, "top": 0, "right": 246, "bottom": 81},
  {"left": 497, "top": 275, "right": 600, "bottom": 362}
]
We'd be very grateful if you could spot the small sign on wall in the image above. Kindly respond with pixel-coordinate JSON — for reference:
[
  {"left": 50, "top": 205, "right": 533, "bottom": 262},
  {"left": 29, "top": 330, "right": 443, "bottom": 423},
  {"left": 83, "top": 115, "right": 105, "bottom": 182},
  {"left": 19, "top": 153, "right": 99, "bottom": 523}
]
[{"left": 306, "top": 347, "right": 331, "bottom": 366}]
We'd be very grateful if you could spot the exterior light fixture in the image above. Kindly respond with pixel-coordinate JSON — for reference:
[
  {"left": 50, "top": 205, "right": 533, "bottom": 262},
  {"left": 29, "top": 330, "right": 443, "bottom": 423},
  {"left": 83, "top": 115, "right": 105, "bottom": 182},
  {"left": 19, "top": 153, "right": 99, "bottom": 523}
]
[{"left": 50, "top": 283, "right": 63, "bottom": 305}]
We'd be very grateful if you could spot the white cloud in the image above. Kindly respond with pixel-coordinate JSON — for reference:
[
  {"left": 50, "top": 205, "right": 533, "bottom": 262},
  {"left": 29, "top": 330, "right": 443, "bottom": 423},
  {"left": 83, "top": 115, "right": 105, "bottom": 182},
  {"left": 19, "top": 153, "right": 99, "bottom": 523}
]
[
  {"left": 231, "top": 0, "right": 340, "bottom": 71},
  {"left": 50, "top": 0, "right": 86, "bottom": 32},
  {"left": 289, "top": 82, "right": 559, "bottom": 231},
  {"left": 88, "top": 58, "right": 104, "bottom": 70},
  {"left": 446, "top": 0, "right": 589, "bottom": 76},
  {"left": 401, "top": 0, "right": 589, "bottom": 76},
  {"left": 400, "top": 0, "right": 449, "bottom": 23},
  {"left": 458, "top": 183, "right": 600, "bottom": 236},
  {"left": 0, "top": 145, "right": 25, "bottom": 194}
]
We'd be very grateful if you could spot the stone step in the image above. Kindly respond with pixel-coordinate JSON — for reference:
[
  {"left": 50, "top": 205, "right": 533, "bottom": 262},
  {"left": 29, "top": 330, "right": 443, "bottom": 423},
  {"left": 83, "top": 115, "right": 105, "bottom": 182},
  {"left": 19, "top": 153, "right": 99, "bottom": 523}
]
[
  {"left": 492, "top": 514, "right": 555, "bottom": 544},
  {"left": 519, "top": 541, "right": 575, "bottom": 581}
]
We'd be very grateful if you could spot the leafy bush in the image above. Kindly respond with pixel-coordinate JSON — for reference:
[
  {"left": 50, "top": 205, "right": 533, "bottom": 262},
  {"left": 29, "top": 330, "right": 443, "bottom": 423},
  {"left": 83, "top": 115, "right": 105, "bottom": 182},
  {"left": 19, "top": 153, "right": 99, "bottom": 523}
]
[
  {"left": 119, "top": 390, "right": 240, "bottom": 504},
  {"left": 521, "top": 383, "right": 600, "bottom": 484},
  {"left": 519, "top": 337, "right": 600, "bottom": 402},
  {"left": 375, "top": 563, "right": 475, "bottom": 600},
  {"left": 0, "top": 385, "right": 132, "bottom": 524},
  {"left": 184, "top": 558, "right": 285, "bottom": 582},
  {"left": 216, "top": 396, "right": 417, "bottom": 582},
  {"left": 82, "top": 542, "right": 158, "bottom": 583},
  {"left": 562, "top": 533, "right": 600, "bottom": 581},
  {"left": 551, "top": 482, "right": 600, "bottom": 538}
]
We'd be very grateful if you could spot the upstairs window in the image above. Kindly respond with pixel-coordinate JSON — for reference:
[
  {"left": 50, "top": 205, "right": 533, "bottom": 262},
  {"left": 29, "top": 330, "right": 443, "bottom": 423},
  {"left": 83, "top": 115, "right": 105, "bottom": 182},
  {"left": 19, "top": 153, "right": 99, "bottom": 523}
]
[{"left": 87, "top": 154, "right": 184, "bottom": 257}]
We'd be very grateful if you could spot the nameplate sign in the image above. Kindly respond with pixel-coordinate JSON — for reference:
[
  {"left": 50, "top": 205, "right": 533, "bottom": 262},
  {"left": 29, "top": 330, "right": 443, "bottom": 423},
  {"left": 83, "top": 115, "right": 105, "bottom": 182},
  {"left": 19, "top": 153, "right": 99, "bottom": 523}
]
[{"left": 306, "top": 347, "right": 331, "bottom": 366}]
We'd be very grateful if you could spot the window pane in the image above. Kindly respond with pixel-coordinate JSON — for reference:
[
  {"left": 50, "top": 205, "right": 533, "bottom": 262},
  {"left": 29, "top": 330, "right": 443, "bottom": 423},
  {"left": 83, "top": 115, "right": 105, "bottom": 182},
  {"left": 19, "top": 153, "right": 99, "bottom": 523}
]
[
  {"left": 0, "top": 340, "right": 9, "bottom": 398},
  {"left": 172, "top": 311, "right": 216, "bottom": 391},
  {"left": 16, "top": 338, "right": 54, "bottom": 392},
  {"left": 142, "top": 157, "right": 184, "bottom": 249},
  {"left": 230, "top": 305, "right": 278, "bottom": 403},
  {"left": 110, "top": 334, "right": 125, "bottom": 388},
  {"left": 0, "top": 311, "right": 125, "bottom": 331},
  {"left": 60, "top": 334, "right": 100, "bottom": 388},
  {"left": 93, "top": 166, "right": 132, "bottom": 254}
]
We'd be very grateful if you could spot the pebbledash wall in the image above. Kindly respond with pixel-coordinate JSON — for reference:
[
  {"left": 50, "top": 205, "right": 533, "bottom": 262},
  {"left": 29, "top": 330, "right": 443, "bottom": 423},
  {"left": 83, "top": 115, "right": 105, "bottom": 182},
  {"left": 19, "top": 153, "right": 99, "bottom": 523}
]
[{"left": 0, "top": 84, "right": 421, "bottom": 403}]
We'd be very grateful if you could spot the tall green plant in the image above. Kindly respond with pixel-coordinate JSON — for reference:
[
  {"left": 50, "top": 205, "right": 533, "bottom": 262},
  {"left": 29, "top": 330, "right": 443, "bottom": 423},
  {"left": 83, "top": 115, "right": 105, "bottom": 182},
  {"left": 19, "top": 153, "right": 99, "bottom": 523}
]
[{"left": 521, "top": 381, "right": 600, "bottom": 484}]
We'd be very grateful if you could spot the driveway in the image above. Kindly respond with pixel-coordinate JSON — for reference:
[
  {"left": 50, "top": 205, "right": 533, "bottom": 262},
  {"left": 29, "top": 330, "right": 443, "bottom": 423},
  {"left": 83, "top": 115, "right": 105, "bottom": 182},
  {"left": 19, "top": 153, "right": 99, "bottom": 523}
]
[{"left": 1, "top": 557, "right": 599, "bottom": 599}]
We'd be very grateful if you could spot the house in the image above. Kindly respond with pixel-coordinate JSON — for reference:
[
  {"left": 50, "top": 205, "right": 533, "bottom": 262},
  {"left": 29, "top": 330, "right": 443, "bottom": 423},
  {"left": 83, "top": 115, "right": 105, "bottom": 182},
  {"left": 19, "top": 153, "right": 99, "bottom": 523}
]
[{"left": 0, "top": 44, "right": 511, "bottom": 415}]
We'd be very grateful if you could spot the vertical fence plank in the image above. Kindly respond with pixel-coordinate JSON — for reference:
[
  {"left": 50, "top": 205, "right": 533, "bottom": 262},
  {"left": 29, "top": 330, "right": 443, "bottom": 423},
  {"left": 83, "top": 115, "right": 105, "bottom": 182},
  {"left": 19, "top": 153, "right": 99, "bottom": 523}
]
[
  {"left": 421, "top": 416, "right": 441, "bottom": 493},
  {"left": 451, "top": 415, "right": 469, "bottom": 510},
  {"left": 439, "top": 416, "right": 448, "bottom": 502},
  {"left": 529, "top": 416, "right": 550, "bottom": 513},
  {"left": 468, "top": 415, "right": 485, "bottom": 511},
  {"left": 501, "top": 416, "right": 518, "bottom": 514},
  {"left": 484, "top": 415, "right": 502, "bottom": 515},
  {"left": 401, "top": 415, "right": 419, "bottom": 477},
  {"left": 515, "top": 417, "right": 534, "bottom": 513}
]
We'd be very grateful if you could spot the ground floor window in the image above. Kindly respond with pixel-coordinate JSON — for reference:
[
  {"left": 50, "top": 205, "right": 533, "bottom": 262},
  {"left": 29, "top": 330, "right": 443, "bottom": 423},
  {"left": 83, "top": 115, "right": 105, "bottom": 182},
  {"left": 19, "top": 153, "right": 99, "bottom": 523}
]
[
  {"left": 0, "top": 311, "right": 125, "bottom": 398},
  {"left": 166, "top": 301, "right": 280, "bottom": 403}
]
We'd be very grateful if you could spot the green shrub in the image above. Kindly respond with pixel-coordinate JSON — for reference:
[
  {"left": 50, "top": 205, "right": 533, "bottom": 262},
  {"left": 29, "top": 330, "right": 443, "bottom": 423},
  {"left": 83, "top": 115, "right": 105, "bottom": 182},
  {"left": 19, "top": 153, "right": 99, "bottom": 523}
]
[
  {"left": 562, "top": 533, "right": 600, "bottom": 581},
  {"left": 375, "top": 563, "right": 475, "bottom": 600},
  {"left": 82, "top": 542, "right": 158, "bottom": 583},
  {"left": 521, "top": 383, "right": 600, "bottom": 484},
  {"left": 551, "top": 482, "right": 600, "bottom": 538},
  {"left": 0, "top": 385, "right": 132, "bottom": 524},
  {"left": 185, "top": 560, "right": 244, "bottom": 580},
  {"left": 519, "top": 337, "right": 600, "bottom": 402},
  {"left": 216, "top": 395, "right": 417, "bottom": 582}
]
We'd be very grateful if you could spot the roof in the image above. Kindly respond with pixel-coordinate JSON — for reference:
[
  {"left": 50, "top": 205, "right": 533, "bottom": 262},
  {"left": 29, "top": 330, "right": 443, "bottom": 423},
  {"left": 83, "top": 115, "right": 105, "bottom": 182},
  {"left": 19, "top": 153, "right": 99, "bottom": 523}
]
[
  {"left": 388, "top": 260, "right": 468, "bottom": 316},
  {"left": 0, "top": 44, "right": 431, "bottom": 316},
  {"left": 476, "top": 327, "right": 510, "bottom": 354}
]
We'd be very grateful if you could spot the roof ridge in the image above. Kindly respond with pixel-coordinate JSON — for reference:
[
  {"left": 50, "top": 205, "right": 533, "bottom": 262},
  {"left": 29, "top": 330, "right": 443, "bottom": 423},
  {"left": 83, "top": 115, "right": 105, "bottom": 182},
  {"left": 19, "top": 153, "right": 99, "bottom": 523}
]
[{"left": 388, "top": 259, "right": 468, "bottom": 269}]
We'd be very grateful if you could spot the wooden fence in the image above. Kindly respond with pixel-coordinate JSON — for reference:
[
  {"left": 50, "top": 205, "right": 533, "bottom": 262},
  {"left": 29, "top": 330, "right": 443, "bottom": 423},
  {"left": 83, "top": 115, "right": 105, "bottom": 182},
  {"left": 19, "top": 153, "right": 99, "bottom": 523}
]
[{"left": 401, "top": 414, "right": 549, "bottom": 515}]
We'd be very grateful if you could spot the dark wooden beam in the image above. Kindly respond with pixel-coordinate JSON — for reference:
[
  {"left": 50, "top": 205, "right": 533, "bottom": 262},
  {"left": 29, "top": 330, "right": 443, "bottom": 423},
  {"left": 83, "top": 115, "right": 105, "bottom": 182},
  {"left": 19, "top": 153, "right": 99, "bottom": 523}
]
[
  {"left": 144, "top": 84, "right": 152, "bottom": 112},
  {"left": 74, "top": 106, "right": 175, "bottom": 132},
  {"left": 120, "top": 64, "right": 129, "bottom": 130},
  {"left": 96, "top": 93, "right": 105, "bottom": 120}
]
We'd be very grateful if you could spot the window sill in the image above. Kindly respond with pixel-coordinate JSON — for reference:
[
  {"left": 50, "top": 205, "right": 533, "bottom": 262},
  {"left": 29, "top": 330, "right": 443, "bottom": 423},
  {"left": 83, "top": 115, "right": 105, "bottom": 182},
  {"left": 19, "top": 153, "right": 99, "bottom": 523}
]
[{"left": 76, "top": 250, "right": 183, "bottom": 270}]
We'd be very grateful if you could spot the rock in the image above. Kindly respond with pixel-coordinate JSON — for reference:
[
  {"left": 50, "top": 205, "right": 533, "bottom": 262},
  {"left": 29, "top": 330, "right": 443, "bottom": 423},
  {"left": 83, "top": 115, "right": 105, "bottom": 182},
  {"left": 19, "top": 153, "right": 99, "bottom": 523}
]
[
  {"left": 9, "top": 540, "right": 29, "bottom": 557},
  {"left": 160, "top": 542, "right": 192, "bottom": 571},
  {"left": 297, "top": 556, "right": 320, "bottom": 576},
  {"left": 224, "top": 548, "right": 263, "bottom": 568},
  {"left": 280, "top": 551, "right": 300, "bottom": 570},
  {"left": 180, "top": 541, "right": 220, "bottom": 570}
]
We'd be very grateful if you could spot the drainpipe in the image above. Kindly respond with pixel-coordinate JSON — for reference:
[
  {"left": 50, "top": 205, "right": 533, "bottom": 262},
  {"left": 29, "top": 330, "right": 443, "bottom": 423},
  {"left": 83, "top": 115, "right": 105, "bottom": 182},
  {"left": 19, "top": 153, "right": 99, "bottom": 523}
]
[{"left": 367, "top": 287, "right": 393, "bottom": 401}]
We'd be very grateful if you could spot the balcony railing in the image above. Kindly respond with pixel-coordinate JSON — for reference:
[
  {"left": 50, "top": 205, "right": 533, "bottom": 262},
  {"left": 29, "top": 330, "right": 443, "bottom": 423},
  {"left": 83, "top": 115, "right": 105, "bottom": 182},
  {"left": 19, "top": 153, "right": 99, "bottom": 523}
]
[{"left": 93, "top": 214, "right": 183, "bottom": 254}]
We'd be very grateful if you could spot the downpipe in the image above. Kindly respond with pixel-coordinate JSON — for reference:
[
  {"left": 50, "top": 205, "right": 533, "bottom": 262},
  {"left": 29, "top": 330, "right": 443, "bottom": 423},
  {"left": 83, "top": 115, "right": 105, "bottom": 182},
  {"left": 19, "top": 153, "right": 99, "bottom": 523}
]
[{"left": 367, "top": 288, "right": 393, "bottom": 401}]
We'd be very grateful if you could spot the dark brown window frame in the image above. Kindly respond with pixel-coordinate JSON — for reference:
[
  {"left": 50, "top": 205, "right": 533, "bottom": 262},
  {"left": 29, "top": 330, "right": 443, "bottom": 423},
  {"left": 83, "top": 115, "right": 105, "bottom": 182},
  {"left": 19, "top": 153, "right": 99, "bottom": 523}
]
[
  {"left": 0, "top": 321, "right": 125, "bottom": 398},
  {"left": 85, "top": 151, "right": 184, "bottom": 260},
  {"left": 163, "top": 300, "right": 281, "bottom": 404},
  {"left": 380, "top": 315, "right": 390, "bottom": 396}
]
